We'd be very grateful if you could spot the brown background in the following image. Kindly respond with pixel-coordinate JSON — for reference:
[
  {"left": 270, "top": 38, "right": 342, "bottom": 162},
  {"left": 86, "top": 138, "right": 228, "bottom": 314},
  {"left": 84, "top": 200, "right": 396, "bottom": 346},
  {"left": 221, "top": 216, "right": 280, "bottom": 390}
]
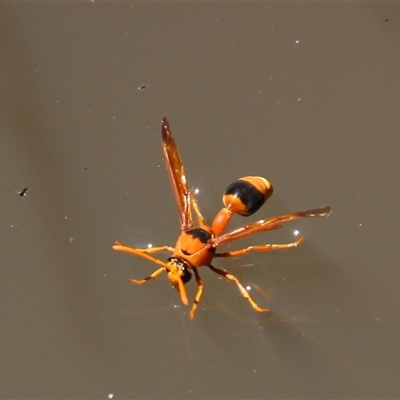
[{"left": 1, "top": 3, "right": 399, "bottom": 399}]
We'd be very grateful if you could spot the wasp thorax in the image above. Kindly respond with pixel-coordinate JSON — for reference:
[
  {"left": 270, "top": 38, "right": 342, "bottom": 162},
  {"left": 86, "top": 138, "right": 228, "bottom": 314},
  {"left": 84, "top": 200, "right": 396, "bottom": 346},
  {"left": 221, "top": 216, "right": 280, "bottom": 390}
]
[{"left": 223, "top": 176, "right": 273, "bottom": 216}]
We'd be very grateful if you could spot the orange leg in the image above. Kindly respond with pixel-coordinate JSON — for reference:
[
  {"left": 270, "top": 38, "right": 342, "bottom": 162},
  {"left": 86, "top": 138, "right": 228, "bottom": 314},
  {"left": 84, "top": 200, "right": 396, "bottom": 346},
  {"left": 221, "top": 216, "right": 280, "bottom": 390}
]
[
  {"left": 130, "top": 267, "right": 165, "bottom": 285},
  {"left": 189, "top": 268, "right": 204, "bottom": 319},
  {"left": 139, "top": 245, "right": 175, "bottom": 254},
  {"left": 113, "top": 241, "right": 170, "bottom": 284},
  {"left": 190, "top": 189, "right": 206, "bottom": 227},
  {"left": 215, "top": 236, "right": 304, "bottom": 258},
  {"left": 113, "top": 241, "right": 175, "bottom": 255},
  {"left": 208, "top": 265, "right": 268, "bottom": 313}
]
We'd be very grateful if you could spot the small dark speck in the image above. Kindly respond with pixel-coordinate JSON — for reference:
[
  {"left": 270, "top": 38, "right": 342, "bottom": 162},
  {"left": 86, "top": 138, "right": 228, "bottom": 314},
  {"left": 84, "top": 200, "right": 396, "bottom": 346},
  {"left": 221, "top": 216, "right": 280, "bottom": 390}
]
[
  {"left": 136, "top": 83, "right": 149, "bottom": 90},
  {"left": 385, "top": 19, "right": 389, "bottom": 22},
  {"left": 18, "top": 187, "right": 28, "bottom": 196},
  {"left": 84, "top": 166, "right": 88, "bottom": 170}
]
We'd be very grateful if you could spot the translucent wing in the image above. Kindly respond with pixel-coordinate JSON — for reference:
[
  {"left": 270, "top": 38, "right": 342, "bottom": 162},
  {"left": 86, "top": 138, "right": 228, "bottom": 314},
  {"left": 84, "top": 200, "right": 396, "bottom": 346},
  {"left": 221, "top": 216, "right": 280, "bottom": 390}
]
[
  {"left": 213, "top": 206, "right": 332, "bottom": 246},
  {"left": 162, "top": 117, "right": 192, "bottom": 230}
]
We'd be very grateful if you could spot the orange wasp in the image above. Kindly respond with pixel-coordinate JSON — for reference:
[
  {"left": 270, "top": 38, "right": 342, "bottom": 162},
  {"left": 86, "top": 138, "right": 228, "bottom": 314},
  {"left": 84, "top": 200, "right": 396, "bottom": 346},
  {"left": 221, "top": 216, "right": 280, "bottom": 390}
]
[{"left": 113, "top": 117, "right": 331, "bottom": 319}]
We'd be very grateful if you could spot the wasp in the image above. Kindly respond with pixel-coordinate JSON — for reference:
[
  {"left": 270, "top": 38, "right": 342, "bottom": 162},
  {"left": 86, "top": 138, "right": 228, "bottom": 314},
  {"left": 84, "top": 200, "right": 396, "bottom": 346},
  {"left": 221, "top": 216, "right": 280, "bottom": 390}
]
[{"left": 113, "top": 117, "right": 331, "bottom": 319}]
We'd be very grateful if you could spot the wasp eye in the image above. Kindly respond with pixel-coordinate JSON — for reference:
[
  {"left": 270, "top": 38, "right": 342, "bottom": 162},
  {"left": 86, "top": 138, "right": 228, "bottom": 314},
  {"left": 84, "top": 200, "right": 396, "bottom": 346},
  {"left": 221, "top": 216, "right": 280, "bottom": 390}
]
[{"left": 179, "top": 264, "right": 192, "bottom": 283}]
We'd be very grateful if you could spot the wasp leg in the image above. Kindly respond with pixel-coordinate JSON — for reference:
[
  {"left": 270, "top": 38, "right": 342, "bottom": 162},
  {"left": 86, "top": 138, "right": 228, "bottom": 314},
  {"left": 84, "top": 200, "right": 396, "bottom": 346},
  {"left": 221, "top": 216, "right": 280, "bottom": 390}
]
[
  {"left": 215, "top": 236, "right": 304, "bottom": 258},
  {"left": 189, "top": 189, "right": 206, "bottom": 227},
  {"left": 113, "top": 242, "right": 171, "bottom": 284},
  {"left": 113, "top": 241, "right": 175, "bottom": 255},
  {"left": 208, "top": 264, "right": 268, "bottom": 313},
  {"left": 189, "top": 268, "right": 204, "bottom": 320},
  {"left": 130, "top": 267, "right": 166, "bottom": 285}
]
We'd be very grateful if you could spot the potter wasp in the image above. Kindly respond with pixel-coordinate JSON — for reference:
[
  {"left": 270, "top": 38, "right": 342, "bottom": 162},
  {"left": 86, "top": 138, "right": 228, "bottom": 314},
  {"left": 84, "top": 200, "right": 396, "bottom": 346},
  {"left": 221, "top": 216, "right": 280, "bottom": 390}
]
[{"left": 113, "top": 117, "right": 331, "bottom": 319}]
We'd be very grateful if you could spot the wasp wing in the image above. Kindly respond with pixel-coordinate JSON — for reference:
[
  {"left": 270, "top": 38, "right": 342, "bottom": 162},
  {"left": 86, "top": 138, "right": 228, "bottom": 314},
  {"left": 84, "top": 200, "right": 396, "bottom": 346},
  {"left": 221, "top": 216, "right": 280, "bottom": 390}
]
[
  {"left": 161, "top": 117, "right": 192, "bottom": 230},
  {"left": 213, "top": 206, "right": 331, "bottom": 246}
]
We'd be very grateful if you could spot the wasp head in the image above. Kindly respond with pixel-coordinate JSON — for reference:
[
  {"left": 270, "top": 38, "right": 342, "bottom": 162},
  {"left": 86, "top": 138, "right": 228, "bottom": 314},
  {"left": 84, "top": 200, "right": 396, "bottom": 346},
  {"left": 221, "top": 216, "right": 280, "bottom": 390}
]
[{"left": 166, "top": 257, "right": 192, "bottom": 306}]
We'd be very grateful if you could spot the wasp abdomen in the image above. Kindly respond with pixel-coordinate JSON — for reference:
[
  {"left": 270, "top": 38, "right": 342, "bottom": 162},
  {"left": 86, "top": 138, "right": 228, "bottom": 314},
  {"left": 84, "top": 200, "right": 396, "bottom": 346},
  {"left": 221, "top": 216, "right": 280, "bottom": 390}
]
[{"left": 223, "top": 176, "right": 273, "bottom": 216}]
